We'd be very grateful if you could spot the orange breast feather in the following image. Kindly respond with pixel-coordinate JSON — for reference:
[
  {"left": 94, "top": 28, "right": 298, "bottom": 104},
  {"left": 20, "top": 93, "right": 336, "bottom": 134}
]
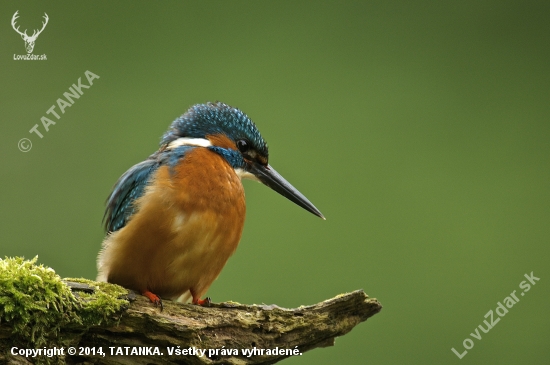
[{"left": 99, "top": 147, "right": 246, "bottom": 300}]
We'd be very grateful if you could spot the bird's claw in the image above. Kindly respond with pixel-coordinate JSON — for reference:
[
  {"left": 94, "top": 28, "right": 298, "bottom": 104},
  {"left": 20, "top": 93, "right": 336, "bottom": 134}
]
[
  {"left": 142, "top": 290, "right": 163, "bottom": 311},
  {"left": 193, "top": 296, "right": 211, "bottom": 307}
]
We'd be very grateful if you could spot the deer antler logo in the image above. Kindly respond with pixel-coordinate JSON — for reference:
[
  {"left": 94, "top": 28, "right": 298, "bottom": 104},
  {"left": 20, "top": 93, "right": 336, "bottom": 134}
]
[{"left": 11, "top": 10, "right": 49, "bottom": 54}]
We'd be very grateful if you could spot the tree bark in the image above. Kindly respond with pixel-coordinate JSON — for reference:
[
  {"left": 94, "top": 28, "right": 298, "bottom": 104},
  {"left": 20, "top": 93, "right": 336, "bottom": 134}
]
[{"left": 2, "top": 281, "right": 381, "bottom": 365}]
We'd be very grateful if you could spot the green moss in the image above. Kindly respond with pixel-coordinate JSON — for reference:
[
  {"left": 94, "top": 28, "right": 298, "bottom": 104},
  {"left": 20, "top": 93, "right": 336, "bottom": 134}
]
[
  {"left": 0, "top": 257, "right": 130, "bottom": 350},
  {"left": 0, "top": 256, "right": 79, "bottom": 347},
  {"left": 64, "top": 277, "right": 129, "bottom": 326}
]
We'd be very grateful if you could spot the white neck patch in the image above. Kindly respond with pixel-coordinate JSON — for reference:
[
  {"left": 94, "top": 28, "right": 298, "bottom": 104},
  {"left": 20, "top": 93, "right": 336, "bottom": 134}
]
[
  {"left": 235, "top": 168, "right": 261, "bottom": 182},
  {"left": 167, "top": 137, "right": 212, "bottom": 149}
]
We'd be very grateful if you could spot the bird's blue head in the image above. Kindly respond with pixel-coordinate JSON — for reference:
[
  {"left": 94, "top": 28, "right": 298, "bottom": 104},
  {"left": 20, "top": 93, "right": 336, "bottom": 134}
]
[
  {"left": 161, "top": 102, "right": 324, "bottom": 219},
  {"left": 162, "top": 102, "right": 268, "bottom": 160}
]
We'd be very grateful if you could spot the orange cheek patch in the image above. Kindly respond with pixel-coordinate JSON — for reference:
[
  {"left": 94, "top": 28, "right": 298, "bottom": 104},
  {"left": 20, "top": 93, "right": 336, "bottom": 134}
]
[{"left": 207, "top": 134, "right": 237, "bottom": 150}]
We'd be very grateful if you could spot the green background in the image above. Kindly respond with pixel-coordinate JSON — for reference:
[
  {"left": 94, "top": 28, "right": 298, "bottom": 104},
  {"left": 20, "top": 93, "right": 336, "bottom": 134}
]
[{"left": 1, "top": 1, "right": 548, "bottom": 364}]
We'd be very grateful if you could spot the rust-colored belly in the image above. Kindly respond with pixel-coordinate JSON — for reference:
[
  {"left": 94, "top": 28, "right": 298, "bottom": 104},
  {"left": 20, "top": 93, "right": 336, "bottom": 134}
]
[{"left": 97, "top": 147, "right": 246, "bottom": 300}]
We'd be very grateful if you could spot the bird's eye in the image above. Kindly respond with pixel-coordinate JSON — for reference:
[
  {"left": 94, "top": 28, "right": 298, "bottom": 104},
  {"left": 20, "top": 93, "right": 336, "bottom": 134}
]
[{"left": 236, "top": 139, "right": 249, "bottom": 153}]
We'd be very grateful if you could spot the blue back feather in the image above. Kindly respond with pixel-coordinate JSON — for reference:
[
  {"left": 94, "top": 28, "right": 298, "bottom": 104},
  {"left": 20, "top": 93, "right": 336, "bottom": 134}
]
[
  {"left": 104, "top": 146, "right": 197, "bottom": 233},
  {"left": 103, "top": 157, "right": 160, "bottom": 233}
]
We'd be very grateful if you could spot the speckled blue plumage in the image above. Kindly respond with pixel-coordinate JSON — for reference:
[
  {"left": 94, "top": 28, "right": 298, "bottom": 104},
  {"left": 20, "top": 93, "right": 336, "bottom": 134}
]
[
  {"left": 103, "top": 157, "right": 161, "bottom": 233},
  {"left": 208, "top": 146, "right": 247, "bottom": 170},
  {"left": 104, "top": 102, "right": 266, "bottom": 233},
  {"left": 161, "top": 102, "right": 268, "bottom": 157}
]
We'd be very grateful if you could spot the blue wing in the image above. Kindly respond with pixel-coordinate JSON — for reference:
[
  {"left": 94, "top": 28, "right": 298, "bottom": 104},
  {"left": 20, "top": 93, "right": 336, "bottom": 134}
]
[
  {"left": 103, "top": 146, "right": 195, "bottom": 233},
  {"left": 103, "top": 157, "right": 160, "bottom": 233}
]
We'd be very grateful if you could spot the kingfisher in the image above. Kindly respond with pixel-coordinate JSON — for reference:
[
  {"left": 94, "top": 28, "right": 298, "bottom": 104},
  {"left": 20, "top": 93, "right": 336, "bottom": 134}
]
[{"left": 97, "top": 102, "right": 324, "bottom": 308}]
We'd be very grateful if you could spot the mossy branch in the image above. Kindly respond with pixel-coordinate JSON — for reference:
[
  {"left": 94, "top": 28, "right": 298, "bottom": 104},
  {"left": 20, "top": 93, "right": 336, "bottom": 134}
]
[{"left": 0, "top": 258, "right": 382, "bottom": 364}]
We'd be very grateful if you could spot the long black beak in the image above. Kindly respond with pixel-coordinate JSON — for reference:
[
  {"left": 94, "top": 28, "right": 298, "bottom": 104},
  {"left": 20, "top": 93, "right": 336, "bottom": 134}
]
[{"left": 246, "top": 162, "right": 325, "bottom": 219}]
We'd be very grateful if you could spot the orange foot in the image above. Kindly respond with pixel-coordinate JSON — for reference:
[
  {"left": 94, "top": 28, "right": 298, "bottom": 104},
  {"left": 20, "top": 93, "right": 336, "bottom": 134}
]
[
  {"left": 142, "top": 290, "right": 163, "bottom": 311},
  {"left": 192, "top": 295, "right": 211, "bottom": 307}
]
